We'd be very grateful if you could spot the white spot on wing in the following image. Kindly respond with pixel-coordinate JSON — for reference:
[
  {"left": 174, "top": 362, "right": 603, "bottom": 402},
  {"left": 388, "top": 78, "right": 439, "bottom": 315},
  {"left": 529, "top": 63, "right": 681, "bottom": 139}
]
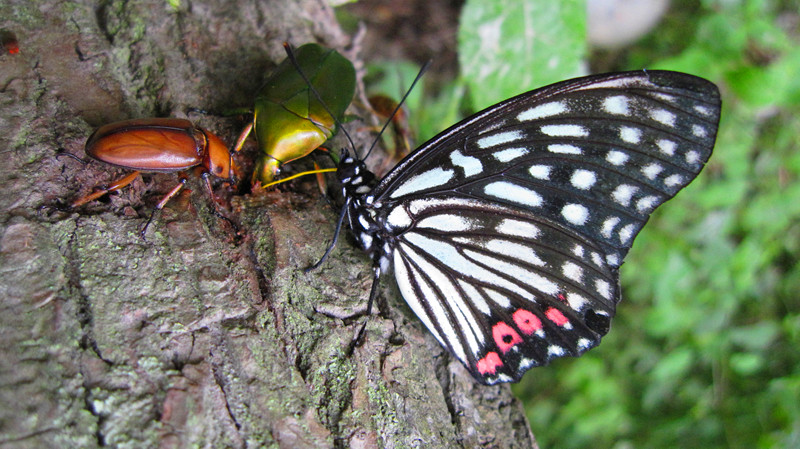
[
  {"left": 458, "top": 280, "right": 491, "bottom": 315},
  {"left": 636, "top": 196, "right": 659, "bottom": 212},
  {"left": 486, "top": 239, "right": 545, "bottom": 266},
  {"left": 650, "top": 109, "right": 676, "bottom": 127},
  {"left": 390, "top": 167, "right": 454, "bottom": 198},
  {"left": 562, "top": 262, "right": 583, "bottom": 283},
  {"left": 694, "top": 105, "right": 712, "bottom": 115},
  {"left": 493, "top": 147, "right": 528, "bottom": 162},
  {"left": 517, "top": 101, "right": 567, "bottom": 121},
  {"left": 653, "top": 93, "right": 676, "bottom": 102},
  {"left": 386, "top": 206, "right": 412, "bottom": 229},
  {"left": 692, "top": 124, "right": 707, "bottom": 137},
  {"left": 541, "top": 124, "right": 588, "bottom": 137},
  {"left": 417, "top": 214, "right": 474, "bottom": 232},
  {"left": 519, "top": 358, "right": 537, "bottom": 371},
  {"left": 657, "top": 139, "right": 676, "bottom": 156},
  {"left": 606, "top": 150, "right": 629, "bottom": 166},
  {"left": 567, "top": 293, "right": 588, "bottom": 311},
  {"left": 601, "top": 217, "right": 621, "bottom": 239},
  {"left": 485, "top": 289, "right": 511, "bottom": 308},
  {"left": 595, "top": 279, "right": 612, "bottom": 300},
  {"left": 549, "top": 144, "right": 582, "bottom": 154},
  {"left": 561, "top": 204, "right": 589, "bottom": 225},
  {"left": 642, "top": 163, "right": 664, "bottom": 180},
  {"left": 685, "top": 150, "right": 701, "bottom": 164},
  {"left": 497, "top": 219, "right": 540, "bottom": 238},
  {"left": 664, "top": 174, "right": 684, "bottom": 187},
  {"left": 619, "top": 223, "right": 636, "bottom": 244},
  {"left": 620, "top": 126, "right": 642, "bottom": 144},
  {"left": 450, "top": 150, "right": 483, "bottom": 177},
  {"left": 477, "top": 130, "right": 523, "bottom": 148},
  {"left": 407, "top": 197, "right": 482, "bottom": 215},
  {"left": 603, "top": 95, "right": 629, "bottom": 115},
  {"left": 611, "top": 184, "right": 637, "bottom": 206},
  {"left": 548, "top": 345, "right": 566, "bottom": 357},
  {"left": 570, "top": 169, "right": 596, "bottom": 190},
  {"left": 485, "top": 182, "right": 543, "bottom": 208},
  {"left": 529, "top": 165, "right": 551, "bottom": 180},
  {"left": 572, "top": 244, "right": 585, "bottom": 258}
]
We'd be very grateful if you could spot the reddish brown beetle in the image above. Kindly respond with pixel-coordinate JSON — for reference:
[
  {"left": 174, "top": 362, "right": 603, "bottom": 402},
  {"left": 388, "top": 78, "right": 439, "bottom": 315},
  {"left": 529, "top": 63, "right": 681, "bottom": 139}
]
[{"left": 71, "top": 118, "right": 235, "bottom": 235}]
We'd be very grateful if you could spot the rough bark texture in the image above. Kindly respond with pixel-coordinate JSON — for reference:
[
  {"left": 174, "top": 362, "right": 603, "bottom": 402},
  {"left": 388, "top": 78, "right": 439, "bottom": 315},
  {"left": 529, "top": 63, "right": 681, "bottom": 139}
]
[{"left": 0, "top": 1, "right": 537, "bottom": 448}]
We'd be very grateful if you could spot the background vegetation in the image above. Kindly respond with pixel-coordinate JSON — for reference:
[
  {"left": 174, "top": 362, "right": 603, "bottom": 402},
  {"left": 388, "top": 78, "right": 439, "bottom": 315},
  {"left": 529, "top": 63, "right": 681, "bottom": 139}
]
[{"left": 364, "top": 0, "right": 800, "bottom": 447}]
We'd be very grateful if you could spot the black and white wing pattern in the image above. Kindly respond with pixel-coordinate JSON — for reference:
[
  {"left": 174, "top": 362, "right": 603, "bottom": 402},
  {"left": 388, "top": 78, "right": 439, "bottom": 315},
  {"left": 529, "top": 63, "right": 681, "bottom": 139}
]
[{"left": 338, "top": 70, "right": 721, "bottom": 385}]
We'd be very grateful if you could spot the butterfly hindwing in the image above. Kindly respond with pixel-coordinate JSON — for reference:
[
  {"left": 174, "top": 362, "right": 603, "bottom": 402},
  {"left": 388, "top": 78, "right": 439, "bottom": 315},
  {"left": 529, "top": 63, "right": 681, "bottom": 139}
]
[
  {"left": 389, "top": 198, "right": 620, "bottom": 383},
  {"left": 343, "top": 70, "right": 720, "bottom": 384}
]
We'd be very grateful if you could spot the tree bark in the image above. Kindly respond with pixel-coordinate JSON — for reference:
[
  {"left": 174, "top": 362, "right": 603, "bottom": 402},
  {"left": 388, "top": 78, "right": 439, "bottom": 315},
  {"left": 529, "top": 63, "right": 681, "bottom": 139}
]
[{"left": 0, "top": 1, "right": 537, "bottom": 448}]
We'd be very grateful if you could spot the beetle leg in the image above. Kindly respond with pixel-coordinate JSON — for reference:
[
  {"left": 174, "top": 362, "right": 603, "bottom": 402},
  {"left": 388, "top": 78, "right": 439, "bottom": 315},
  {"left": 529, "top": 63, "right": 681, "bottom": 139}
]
[
  {"left": 232, "top": 122, "right": 253, "bottom": 153},
  {"left": 197, "top": 171, "right": 240, "bottom": 234},
  {"left": 71, "top": 171, "right": 141, "bottom": 208},
  {"left": 199, "top": 171, "right": 219, "bottom": 205},
  {"left": 139, "top": 178, "right": 187, "bottom": 239},
  {"left": 154, "top": 178, "right": 188, "bottom": 210}
]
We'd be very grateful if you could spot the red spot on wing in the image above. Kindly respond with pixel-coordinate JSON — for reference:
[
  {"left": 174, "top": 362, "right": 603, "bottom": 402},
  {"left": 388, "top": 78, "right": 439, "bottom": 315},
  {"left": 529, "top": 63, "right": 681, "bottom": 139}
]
[
  {"left": 513, "top": 309, "right": 542, "bottom": 335},
  {"left": 546, "top": 308, "right": 569, "bottom": 326},
  {"left": 476, "top": 352, "right": 503, "bottom": 375},
  {"left": 492, "top": 322, "right": 523, "bottom": 353}
]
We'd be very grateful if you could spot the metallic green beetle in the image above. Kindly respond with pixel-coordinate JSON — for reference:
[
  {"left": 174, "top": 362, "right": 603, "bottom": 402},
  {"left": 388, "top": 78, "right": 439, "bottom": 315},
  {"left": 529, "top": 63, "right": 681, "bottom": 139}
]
[{"left": 236, "top": 43, "right": 356, "bottom": 186}]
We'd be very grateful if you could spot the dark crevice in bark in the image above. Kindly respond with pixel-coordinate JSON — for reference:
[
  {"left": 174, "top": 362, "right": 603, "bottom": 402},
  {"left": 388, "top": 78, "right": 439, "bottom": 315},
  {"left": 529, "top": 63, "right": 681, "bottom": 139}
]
[
  {"left": 81, "top": 381, "right": 107, "bottom": 447},
  {"left": 93, "top": 2, "right": 114, "bottom": 45},
  {"left": 210, "top": 344, "right": 243, "bottom": 435},
  {"left": 64, "top": 219, "right": 112, "bottom": 365}
]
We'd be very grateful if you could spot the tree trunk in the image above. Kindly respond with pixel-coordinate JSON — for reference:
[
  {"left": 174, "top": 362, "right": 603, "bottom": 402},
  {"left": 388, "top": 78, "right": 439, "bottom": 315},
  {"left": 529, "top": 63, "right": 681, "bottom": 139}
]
[{"left": 0, "top": 1, "right": 537, "bottom": 448}]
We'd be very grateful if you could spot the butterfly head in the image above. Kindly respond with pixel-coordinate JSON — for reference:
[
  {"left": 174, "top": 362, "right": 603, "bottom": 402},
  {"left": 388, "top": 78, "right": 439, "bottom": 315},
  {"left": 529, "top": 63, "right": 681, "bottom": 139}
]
[{"left": 337, "top": 151, "right": 376, "bottom": 198}]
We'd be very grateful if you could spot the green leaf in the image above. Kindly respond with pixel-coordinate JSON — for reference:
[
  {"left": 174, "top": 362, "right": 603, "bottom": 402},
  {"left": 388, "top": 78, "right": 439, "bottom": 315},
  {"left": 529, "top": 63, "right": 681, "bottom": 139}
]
[{"left": 458, "top": 0, "right": 586, "bottom": 110}]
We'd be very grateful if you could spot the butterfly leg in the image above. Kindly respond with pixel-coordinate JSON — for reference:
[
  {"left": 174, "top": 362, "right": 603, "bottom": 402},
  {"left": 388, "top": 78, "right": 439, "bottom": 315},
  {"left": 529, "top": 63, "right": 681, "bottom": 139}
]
[
  {"left": 305, "top": 197, "right": 351, "bottom": 272},
  {"left": 366, "top": 265, "right": 381, "bottom": 315}
]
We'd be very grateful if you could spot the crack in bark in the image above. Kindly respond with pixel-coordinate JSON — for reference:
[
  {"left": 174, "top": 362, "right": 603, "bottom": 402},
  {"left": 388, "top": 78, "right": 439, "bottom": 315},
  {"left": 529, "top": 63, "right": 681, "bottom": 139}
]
[
  {"left": 210, "top": 359, "right": 242, "bottom": 432},
  {"left": 63, "top": 219, "right": 112, "bottom": 365},
  {"left": 81, "top": 378, "right": 107, "bottom": 447},
  {"left": 93, "top": 2, "right": 114, "bottom": 45}
]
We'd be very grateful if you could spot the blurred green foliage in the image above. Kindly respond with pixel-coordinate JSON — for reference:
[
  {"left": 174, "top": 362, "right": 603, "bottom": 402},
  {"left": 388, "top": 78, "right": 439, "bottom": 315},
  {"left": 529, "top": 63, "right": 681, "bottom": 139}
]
[{"left": 365, "top": 0, "right": 799, "bottom": 447}]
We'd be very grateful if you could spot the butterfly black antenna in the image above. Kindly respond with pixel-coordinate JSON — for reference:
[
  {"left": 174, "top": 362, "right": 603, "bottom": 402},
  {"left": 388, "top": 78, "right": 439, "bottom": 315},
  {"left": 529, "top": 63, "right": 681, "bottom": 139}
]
[
  {"left": 282, "top": 42, "right": 359, "bottom": 157},
  {"left": 362, "top": 60, "right": 431, "bottom": 162}
]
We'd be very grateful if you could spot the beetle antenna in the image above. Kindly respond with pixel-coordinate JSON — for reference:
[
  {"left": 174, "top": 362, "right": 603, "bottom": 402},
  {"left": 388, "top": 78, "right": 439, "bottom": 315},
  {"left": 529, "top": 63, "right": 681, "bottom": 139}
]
[
  {"left": 283, "top": 43, "right": 359, "bottom": 158},
  {"left": 55, "top": 150, "right": 88, "bottom": 165},
  {"left": 362, "top": 60, "right": 430, "bottom": 162}
]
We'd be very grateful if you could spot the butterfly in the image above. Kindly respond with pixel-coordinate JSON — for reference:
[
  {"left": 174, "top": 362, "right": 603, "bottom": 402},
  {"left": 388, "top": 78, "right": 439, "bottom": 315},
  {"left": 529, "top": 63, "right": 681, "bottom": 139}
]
[{"left": 318, "top": 70, "right": 720, "bottom": 385}]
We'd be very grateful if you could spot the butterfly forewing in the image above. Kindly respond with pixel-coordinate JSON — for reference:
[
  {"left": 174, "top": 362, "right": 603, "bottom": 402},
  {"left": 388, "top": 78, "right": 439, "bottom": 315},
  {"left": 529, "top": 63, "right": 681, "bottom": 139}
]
[{"left": 348, "top": 70, "right": 720, "bottom": 385}]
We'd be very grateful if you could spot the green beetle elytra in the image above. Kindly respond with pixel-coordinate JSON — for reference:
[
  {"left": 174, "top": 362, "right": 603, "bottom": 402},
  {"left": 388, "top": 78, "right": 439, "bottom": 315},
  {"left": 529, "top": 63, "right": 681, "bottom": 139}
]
[{"left": 235, "top": 43, "right": 356, "bottom": 186}]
